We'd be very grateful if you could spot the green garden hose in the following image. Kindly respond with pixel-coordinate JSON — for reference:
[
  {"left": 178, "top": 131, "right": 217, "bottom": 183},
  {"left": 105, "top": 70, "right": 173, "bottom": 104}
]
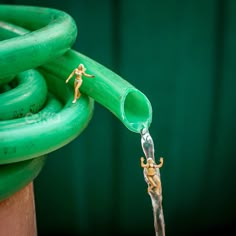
[
  {"left": 0, "top": 5, "right": 77, "bottom": 83},
  {"left": 0, "top": 5, "right": 152, "bottom": 201},
  {"left": 0, "top": 156, "right": 46, "bottom": 201},
  {"left": 0, "top": 70, "right": 48, "bottom": 120}
]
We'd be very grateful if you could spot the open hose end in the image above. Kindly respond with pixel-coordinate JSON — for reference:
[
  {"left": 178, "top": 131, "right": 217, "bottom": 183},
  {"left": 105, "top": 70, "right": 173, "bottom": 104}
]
[{"left": 121, "top": 88, "right": 152, "bottom": 133}]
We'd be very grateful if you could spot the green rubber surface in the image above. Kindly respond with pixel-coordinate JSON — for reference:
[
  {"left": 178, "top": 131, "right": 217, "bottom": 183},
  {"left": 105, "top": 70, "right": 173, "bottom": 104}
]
[
  {"left": 0, "top": 5, "right": 152, "bottom": 201},
  {"left": 0, "top": 5, "right": 93, "bottom": 200},
  {"left": 0, "top": 156, "right": 46, "bottom": 201}
]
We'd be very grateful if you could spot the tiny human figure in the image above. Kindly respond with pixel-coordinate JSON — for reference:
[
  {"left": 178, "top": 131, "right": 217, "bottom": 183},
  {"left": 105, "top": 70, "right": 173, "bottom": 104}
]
[
  {"left": 140, "top": 157, "right": 163, "bottom": 194},
  {"left": 66, "top": 63, "right": 95, "bottom": 103}
]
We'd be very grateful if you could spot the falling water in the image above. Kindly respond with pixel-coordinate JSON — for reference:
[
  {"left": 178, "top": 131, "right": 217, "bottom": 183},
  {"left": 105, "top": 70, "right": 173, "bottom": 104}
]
[{"left": 140, "top": 128, "right": 165, "bottom": 236}]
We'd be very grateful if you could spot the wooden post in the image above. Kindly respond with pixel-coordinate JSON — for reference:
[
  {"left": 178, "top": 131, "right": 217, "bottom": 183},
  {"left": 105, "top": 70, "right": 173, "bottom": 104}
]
[{"left": 0, "top": 183, "right": 37, "bottom": 236}]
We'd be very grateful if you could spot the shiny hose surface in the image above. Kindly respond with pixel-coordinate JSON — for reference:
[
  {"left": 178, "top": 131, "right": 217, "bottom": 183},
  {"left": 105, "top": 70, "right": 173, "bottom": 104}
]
[
  {"left": 0, "top": 5, "right": 92, "bottom": 200},
  {"left": 0, "top": 5, "right": 152, "bottom": 200},
  {"left": 0, "top": 5, "right": 77, "bottom": 83}
]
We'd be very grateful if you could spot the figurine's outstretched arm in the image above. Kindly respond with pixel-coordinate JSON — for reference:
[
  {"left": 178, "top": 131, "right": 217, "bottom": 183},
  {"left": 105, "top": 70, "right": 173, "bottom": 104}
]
[
  {"left": 83, "top": 71, "right": 95, "bottom": 78},
  {"left": 154, "top": 157, "right": 164, "bottom": 168},
  {"left": 140, "top": 157, "right": 148, "bottom": 168},
  {"left": 66, "top": 70, "right": 75, "bottom": 83}
]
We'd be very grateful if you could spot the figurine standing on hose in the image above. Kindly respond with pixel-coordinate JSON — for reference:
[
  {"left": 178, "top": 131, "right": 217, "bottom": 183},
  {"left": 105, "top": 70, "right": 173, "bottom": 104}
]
[{"left": 66, "top": 64, "right": 95, "bottom": 103}]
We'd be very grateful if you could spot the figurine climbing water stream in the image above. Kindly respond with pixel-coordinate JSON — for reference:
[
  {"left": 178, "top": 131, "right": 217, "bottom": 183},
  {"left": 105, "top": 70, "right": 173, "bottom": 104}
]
[
  {"left": 140, "top": 128, "right": 165, "bottom": 236},
  {"left": 140, "top": 157, "right": 163, "bottom": 194}
]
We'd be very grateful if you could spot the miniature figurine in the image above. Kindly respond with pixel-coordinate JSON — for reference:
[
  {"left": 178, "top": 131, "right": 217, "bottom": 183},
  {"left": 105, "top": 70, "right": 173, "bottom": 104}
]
[
  {"left": 66, "top": 63, "right": 95, "bottom": 103},
  {"left": 140, "top": 157, "right": 163, "bottom": 194}
]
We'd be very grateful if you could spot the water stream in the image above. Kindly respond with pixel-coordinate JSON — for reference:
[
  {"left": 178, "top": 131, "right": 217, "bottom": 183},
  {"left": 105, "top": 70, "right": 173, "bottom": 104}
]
[{"left": 140, "top": 128, "right": 165, "bottom": 236}]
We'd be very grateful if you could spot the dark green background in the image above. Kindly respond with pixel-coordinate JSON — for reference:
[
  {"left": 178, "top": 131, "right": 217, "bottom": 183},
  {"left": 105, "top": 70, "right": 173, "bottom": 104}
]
[{"left": 1, "top": 0, "right": 236, "bottom": 235}]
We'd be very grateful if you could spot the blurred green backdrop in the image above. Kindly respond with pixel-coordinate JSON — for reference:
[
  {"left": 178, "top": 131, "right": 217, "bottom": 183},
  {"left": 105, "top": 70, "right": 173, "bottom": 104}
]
[{"left": 1, "top": 0, "right": 235, "bottom": 235}]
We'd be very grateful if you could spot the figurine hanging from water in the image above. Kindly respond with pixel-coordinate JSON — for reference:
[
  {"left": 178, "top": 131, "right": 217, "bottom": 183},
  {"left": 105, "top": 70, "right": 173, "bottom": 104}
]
[
  {"left": 66, "top": 63, "right": 95, "bottom": 103},
  {"left": 140, "top": 157, "right": 163, "bottom": 194}
]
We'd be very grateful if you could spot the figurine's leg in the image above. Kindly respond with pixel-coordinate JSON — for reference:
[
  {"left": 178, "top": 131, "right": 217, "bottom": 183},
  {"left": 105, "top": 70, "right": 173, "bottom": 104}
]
[
  {"left": 147, "top": 176, "right": 157, "bottom": 192},
  {"left": 77, "top": 91, "right": 81, "bottom": 98},
  {"left": 73, "top": 80, "right": 82, "bottom": 103},
  {"left": 72, "top": 95, "right": 77, "bottom": 103},
  {"left": 148, "top": 176, "right": 157, "bottom": 187},
  {"left": 153, "top": 175, "right": 161, "bottom": 195},
  {"left": 76, "top": 81, "right": 83, "bottom": 99},
  {"left": 72, "top": 81, "right": 78, "bottom": 103},
  {"left": 153, "top": 176, "right": 160, "bottom": 188}
]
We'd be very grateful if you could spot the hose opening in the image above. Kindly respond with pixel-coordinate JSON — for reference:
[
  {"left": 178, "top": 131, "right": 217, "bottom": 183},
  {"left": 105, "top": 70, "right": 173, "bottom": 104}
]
[{"left": 123, "top": 90, "right": 152, "bottom": 132}]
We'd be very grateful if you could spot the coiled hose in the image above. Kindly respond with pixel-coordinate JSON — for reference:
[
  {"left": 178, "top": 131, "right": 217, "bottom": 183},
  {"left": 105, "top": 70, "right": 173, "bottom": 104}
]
[{"left": 0, "top": 5, "right": 152, "bottom": 201}]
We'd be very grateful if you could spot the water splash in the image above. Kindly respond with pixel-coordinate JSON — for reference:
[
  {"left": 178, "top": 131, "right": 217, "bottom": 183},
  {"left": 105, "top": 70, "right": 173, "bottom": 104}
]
[{"left": 140, "top": 128, "right": 165, "bottom": 236}]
